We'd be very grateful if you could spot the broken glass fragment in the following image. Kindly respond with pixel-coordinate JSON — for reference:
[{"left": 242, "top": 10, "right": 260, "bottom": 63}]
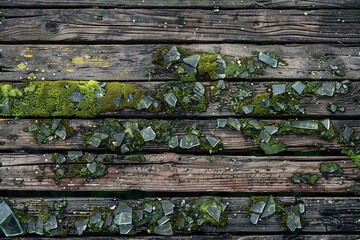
[
  {"left": 215, "top": 55, "right": 227, "bottom": 79},
  {"left": 260, "top": 130, "right": 271, "bottom": 143},
  {"left": 27, "top": 220, "right": 35, "bottom": 234},
  {"left": 250, "top": 202, "right": 266, "bottom": 214},
  {"left": 55, "top": 126, "right": 67, "bottom": 140},
  {"left": 217, "top": 118, "right": 228, "bottom": 128},
  {"left": 320, "top": 162, "right": 343, "bottom": 176},
  {"left": 0, "top": 201, "right": 12, "bottom": 225},
  {"left": 342, "top": 126, "right": 353, "bottom": 142},
  {"left": 258, "top": 52, "right": 278, "bottom": 68},
  {"left": 205, "top": 135, "right": 221, "bottom": 148},
  {"left": 260, "top": 141, "right": 286, "bottom": 155},
  {"left": 329, "top": 104, "right": 337, "bottom": 113},
  {"left": 28, "top": 123, "right": 38, "bottom": 132},
  {"left": 74, "top": 219, "right": 88, "bottom": 235},
  {"left": 264, "top": 126, "right": 279, "bottom": 135},
  {"left": 271, "top": 84, "right": 286, "bottom": 95},
  {"left": 183, "top": 54, "right": 200, "bottom": 68},
  {"left": 242, "top": 104, "right": 254, "bottom": 114},
  {"left": 127, "top": 93, "right": 135, "bottom": 102},
  {"left": 338, "top": 106, "right": 346, "bottom": 112},
  {"left": 320, "top": 119, "right": 331, "bottom": 131},
  {"left": 140, "top": 126, "right": 156, "bottom": 142},
  {"left": 330, "top": 65, "right": 345, "bottom": 77},
  {"left": 316, "top": 82, "right": 335, "bottom": 97},
  {"left": 261, "top": 196, "right": 276, "bottom": 218},
  {"left": 164, "top": 92, "right": 177, "bottom": 107},
  {"left": 35, "top": 216, "right": 44, "bottom": 235},
  {"left": 250, "top": 213, "right": 260, "bottom": 225},
  {"left": 286, "top": 211, "right": 302, "bottom": 232},
  {"left": 144, "top": 203, "right": 152, "bottom": 213},
  {"left": 67, "top": 151, "right": 83, "bottom": 161},
  {"left": 205, "top": 201, "right": 222, "bottom": 223},
  {"left": 179, "top": 135, "right": 200, "bottom": 149},
  {"left": 249, "top": 119, "right": 262, "bottom": 130},
  {"left": 136, "top": 95, "right": 153, "bottom": 110},
  {"left": 161, "top": 200, "right": 175, "bottom": 216},
  {"left": 163, "top": 46, "right": 181, "bottom": 62},
  {"left": 0, "top": 97, "right": 10, "bottom": 114},
  {"left": 168, "top": 136, "right": 179, "bottom": 149},
  {"left": 70, "top": 90, "right": 86, "bottom": 103},
  {"left": 119, "top": 224, "right": 133, "bottom": 235},
  {"left": 154, "top": 221, "right": 173, "bottom": 236},
  {"left": 293, "top": 120, "right": 318, "bottom": 130},
  {"left": 14, "top": 178, "right": 23, "bottom": 185},
  {"left": 113, "top": 96, "right": 121, "bottom": 107},
  {"left": 121, "top": 144, "right": 130, "bottom": 154},
  {"left": 216, "top": 80, "right": 226, "bottom": 89},
  {"left": 112, "top": 133, "right": 125, "bottom": 147},
  {"left": 94, "top": 89, "right": 105, "bottom": 99},
  {"left": 157, "top": 216, "right": 170, "bottom": 226},
  {"left": 193, "top": 82, "right": 205, "bottom": 100},
  {"left": 43, "top": 215, "right": 58, "bottom": 232},
  {"left": 291, "top": 81, "right": 306, "bottom": 95},
  {"left": 299, "top": 203, "right": 305, "bottom": 214},
  {"left": 228, "top": 118, "right": 241, "bottom": 130}
]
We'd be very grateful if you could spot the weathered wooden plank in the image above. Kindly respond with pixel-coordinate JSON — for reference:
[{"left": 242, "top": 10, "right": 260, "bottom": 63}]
[
  {"left": 0, "top": 9, "right": 360, "bottom": 43},
  {"left": 1, "top": 80, "right": 359, "bottom": 118},
  {"left": 1, "top": 0, "right": 360, "bottom": 9},
  {"left": 7, "top": 235, "right": 360, "bottom": 240},
  {"left": 7, "top": 197, "right": 360, "bottom": 233},
  {"left": 0, "top": 119, "right": 358, "bottom": 153},
  {"left": 1, "top": 44, "right": 358, "bottom": 81},
  {"left": 0, "top": 153, "right": 357, "bottom": 193}
]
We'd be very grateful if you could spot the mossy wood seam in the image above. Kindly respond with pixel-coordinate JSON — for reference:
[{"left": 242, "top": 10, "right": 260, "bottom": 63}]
[
  {"left": 0, "top": 119, "right": 358, "bottom": 152},
  {"left": 0, "top": 153, "right": 357, "bottom": 193},
  {"left": 3, "top": 0, "right": 360, "bottom": 8},
  {"left": 0, "top": 80, "right": 359, "bottom": 117},
  {"left": 1, "top": 44, "right": 358, "bottom": 81},
  {"left": 6, "top": 197, "right": 360, "bottom": 233},
  {"left": 1, "top": 9, "right": 360, "bottom": 43}
]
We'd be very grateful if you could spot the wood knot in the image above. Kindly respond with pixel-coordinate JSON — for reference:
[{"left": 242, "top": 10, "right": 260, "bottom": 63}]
[{"left": 45, "top": 21, "right": 59, "bottom": 33}]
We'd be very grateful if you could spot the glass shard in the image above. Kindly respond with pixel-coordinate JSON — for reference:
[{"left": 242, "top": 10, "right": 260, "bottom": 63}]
[
  {"left": 258, "top": 52, "right": 278, "bottom": 68},
  {"left": 164, "top": 92, "right": 177, "bottom": 107},
  {"left": 179, "top": 135, "right": 200, "bottom": 149},
  {"left": 140, "top": 126, "right": 156, "bottom": 142}
]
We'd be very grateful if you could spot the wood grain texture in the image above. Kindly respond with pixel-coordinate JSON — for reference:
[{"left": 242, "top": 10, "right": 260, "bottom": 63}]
[
  {"left": 1, "top": 0, "right": 360, "bottom": 9},
  {"left": 7, "top": 197, "right": 360, "bottom": 233},
  {"left": 6, "top": 235, "right": 360, "bottom": 240},
  {"left": 0, "top": 119, "right": 358, "bottom": 153},
  {"left": 1, "top": 9, "right": 360, "bottom": 43},
  {"left": 1, "top": 44, "right": 359, "bottom": 81},
  {"left": 0, "top": 153, "right": 357, "bottom": 193}
]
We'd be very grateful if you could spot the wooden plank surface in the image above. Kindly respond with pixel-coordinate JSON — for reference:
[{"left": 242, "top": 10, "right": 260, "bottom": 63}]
[
  {"left": 7, "top": 236, "right": 360, "bottom": 240},
  {"left": 7, "top": 197, "right": 360, "bottom": 233},
  {"left": 2, "top": 0, "right": 360, "bottom": 9},
  {"left": 1, "top": 44, "right": 359, "bottom": 81},
  {"left": 1, "top": 9, "right": 360, "bottom": 43},
  {"left": 0, "top": 119, "right": 358, "bottom": 153},
  {"left": 0, "top": 153, "right": 357, "bottom": 193}
]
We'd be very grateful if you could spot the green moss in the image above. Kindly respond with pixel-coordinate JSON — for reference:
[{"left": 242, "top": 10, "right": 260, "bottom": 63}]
[{"left": 197, "top": 54, "right": 219, "bottom": 79}]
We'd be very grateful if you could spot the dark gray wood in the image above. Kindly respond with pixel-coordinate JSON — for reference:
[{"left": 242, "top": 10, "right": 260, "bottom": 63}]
[
  {"left": 0, "top": 153, "right": 356, "bottom": 193},
  {"left": 0, "top": 119, "right": 358, "bottom": 153},
  {"left": 1, "top": 9, "right": 360, "bottom": 43},
  {"left": 0, "top": 44, "right": 358, "bottom": 81},
  {"left": 6, "top": 197, "right": 360, "bottom": 233},
  {"left": 1, "top": 0, "right": 360, "bottom": 9}
]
